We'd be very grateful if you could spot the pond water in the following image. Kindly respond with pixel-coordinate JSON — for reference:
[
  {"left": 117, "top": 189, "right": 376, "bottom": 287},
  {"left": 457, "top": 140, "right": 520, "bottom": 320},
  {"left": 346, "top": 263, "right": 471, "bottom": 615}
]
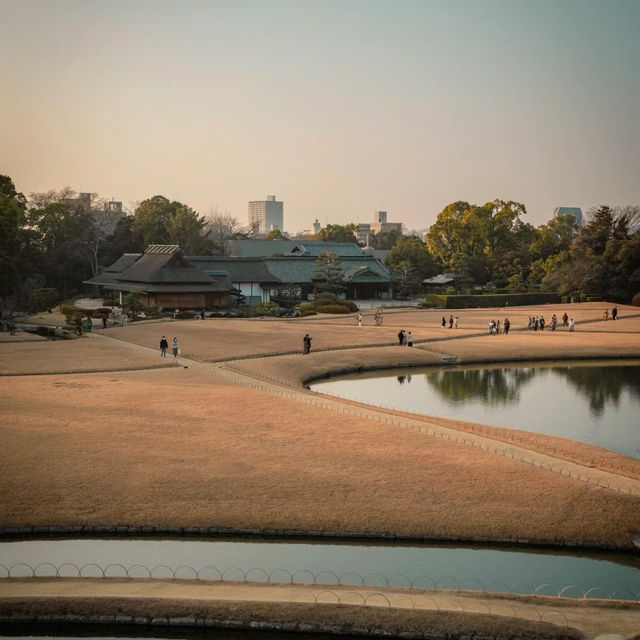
[
  {"left": 1, "top": 538, "right": 639, "bottom": 600},
  {"left": 310, "top": 360, "right": 640, "bottom": 458}
]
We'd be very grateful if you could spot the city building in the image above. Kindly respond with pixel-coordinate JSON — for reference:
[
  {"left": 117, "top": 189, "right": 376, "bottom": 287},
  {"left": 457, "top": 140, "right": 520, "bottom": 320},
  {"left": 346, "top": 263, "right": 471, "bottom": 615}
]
[
  {"left": 370, "top": 210, "right": 403, "bottom": 235},
  {"left": 248, "top": 195, "right": 284, "bottom": 235},
  {"left": 553, "top": 207, "right": 582, "bottom": 227},
  {"left": 356, "top": 223, "right": 371, "bottom": 245}
]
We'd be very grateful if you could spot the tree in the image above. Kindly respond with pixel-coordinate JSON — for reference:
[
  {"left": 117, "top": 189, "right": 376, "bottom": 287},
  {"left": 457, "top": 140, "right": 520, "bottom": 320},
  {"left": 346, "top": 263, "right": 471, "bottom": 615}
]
[
  {"left": 369, "top": 229, "right": 402, "bottom": 249},
  {"left": 313, "top": 250, "right": 344, "bottom": 294},
  {"left": 312, "top": 223, "right": 357, "bottom": 243},
  {"left": 122, "top": 292, "right": 144, "bottom": 319},
  {"left": 387, "top": 236, "right": 438, "bottom": 295},
  {"left": 0, "top": 175, "right": 30, "bottom": 307},
  {"left": 266, "top": 229, "right": 285, "bottom": 240},
  {"left": 204, "top": 209, "right": 248, "bottom": 255},
  {"left": 530, "top": 215, "right": 578, "bottom": 261},
  {"left": 167, "top": 205, "right": 213, "bottom": 254}
]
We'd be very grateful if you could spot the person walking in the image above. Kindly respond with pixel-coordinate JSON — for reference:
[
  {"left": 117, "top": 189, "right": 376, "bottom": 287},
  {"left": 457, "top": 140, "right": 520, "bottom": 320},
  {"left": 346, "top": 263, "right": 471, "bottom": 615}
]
[
  {"left": 612, "top": 306, "right": 618, "bottom": 320},
  {"left": 454, "top": 316, "right": 459, "bottom": 329},
  {"left": 569, "top": 318, "right": 575, "bottom": 332},
  {"left": 504, "top": 317, "right": 510, "bottom": 335},
  {"left": 407, "top": 331, "right": 413, "bottom": 347},
  {"left": 160, "top": 336, "right": 168, "bottom": 357},
  {"left": 441, "top": 316, "right": 446, "bottom": 329},
  {"left": 562, "top": 312, "right": 569, "bottom": 327},
  {"left": 303, "top": 334, "right": 311, "bottom": 354},
  {"left": 172, "top": 337, "right": 180, "bottom": 357},
  {"left": 357, "top": 313, "right": 363, "bottom": 327},
  {"left": 449, "top": 315, "right": 454, "bottom": 329},
  {"left": 86, "top": 316, "right": 92, "bottom": 332},
  {"left": 102, "top": 315, "right": 108, "bottom": 329},
  {"left": 398, "top": 330, "right": 404, "bottom": 346}
]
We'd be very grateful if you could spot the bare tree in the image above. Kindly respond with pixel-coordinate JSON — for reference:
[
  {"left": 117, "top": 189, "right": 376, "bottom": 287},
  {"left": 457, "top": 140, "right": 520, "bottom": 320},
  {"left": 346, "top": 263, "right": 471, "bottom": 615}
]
[{"left": 204, "top": 207, "right": 249, "bottom": 255}]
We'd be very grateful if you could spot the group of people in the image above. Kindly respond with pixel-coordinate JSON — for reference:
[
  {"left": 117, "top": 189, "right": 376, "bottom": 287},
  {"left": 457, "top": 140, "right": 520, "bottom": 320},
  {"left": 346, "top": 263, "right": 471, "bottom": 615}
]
[
  {"left": 603, "top": 306, "right": 619, "bottom": 321},
  {"left": 441, "top": 315, "right": 459, "bottom": 329},
  {"left": 160, "top": 336, "right": 180, "bottom": 357},
  {"left": 488, "top": 318, "right": 510, "bottom": 335},
  {"left": 527, "top": 312, "right": 575, "bottom": 331},
  {"left": 397, "top": 329, "right": 413, "bottom": 346}
]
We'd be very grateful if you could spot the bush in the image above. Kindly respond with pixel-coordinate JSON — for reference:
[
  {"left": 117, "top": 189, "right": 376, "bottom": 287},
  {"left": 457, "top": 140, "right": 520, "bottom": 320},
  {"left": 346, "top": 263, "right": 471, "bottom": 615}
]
[
  {"left": 27, "top": 288, "right": 61, "bottom": 313},
  {"left": 143, "top": 306, "right": 162, "bottom": 319},
  {"left": 299, "top": 303, "right": 315, "bottom": 313},
  {"left": 341, "top": 300, "right": 359, "bottom": 312},
  {"left": 315, "top": 292, "right": 338, "bottom": 304},
  {"left": 256, "top": 301, "right": 280, "bottom": 317},
  {"left": 632, "top": 293, "right": 640, "bottom": 307},
  {"left": 300, "top": 310, "right": 317, "bottom": 317},
  {"left": 176, "top": 311, "right": 196, "bottom": 319},
  {"left": 419, "top": 292, "right": 562, "bottom": 309},
  {"left": 316, "top": 304, "right": 350, "bottom": 314}
]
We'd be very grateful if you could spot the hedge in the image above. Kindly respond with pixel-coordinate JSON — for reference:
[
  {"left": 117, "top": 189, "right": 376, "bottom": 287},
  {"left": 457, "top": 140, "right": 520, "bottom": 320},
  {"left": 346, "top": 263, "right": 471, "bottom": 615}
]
[
  {"left": 315, "top": 304, "right": 351, "bottom": 314},
  {"left": 420, "top": 292, "right": 562, "bottom": 309}
]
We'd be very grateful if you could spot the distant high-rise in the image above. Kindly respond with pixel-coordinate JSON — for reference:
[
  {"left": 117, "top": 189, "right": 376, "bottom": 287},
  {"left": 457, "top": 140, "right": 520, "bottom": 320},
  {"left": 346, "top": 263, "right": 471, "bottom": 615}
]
[
  {"left": 553, "top": 207, "right": 582, "bottom": 227},
  {"left": 248, "top": 195, "right": 283, "bottom": 235},
  {"left": 371, "top": 210, "right": 402, "bottom": 234}
]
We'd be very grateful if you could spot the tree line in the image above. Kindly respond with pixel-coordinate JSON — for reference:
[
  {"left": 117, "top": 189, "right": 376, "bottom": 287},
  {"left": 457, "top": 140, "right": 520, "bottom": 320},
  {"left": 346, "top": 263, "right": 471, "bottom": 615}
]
[{"left": 1, "top": 174, "right": 639, "bottom": 314}]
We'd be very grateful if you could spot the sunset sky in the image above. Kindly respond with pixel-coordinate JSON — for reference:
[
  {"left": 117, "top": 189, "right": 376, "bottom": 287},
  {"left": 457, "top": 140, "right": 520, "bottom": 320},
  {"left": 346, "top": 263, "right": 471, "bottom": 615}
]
[{"left": 2, "top": 0, "right": 639, "bottom": 233}]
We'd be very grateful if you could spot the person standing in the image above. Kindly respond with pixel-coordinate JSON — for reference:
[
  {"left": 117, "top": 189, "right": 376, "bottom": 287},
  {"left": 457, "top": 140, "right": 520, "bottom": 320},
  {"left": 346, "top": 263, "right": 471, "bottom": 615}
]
[
  {"left": 441, "top": 316, "right": 446, "bottom": 329},
  {"left": 569, "top": 318, "right": 575, "bottom": 332},
  {"left": 454, "top": 316, "right": 459, "bottom": 329},
  {"left": 562, "top": 312, "right": 569, "bottom": 327},
  {"left": 504, "top": 317, "right": 510, "bottom": 335},
  {"left": 612, "top": 306, "right": 618, "bottom": 320},
  {"left": 303, "top": 334, "right": 311, "bottom": 354},
  {"left": 102, "top": 315, "right": 108, "bottom": 329},
  {"left": 398, "top": 330, "right": 404, "bottom": 346},
  {"left": 86, "top": 316, "right": 92, "bottom": 332},
  {"left": 449, "top": 315, "right": 454, "bottom": 328},
  {"left": 407, "top": 331, "right": 413, "bottom": 347},
  {"left": 172, "top": 337, "right": 179, "bottom": 357},
  {"left": 160, "top": 336, "right": 168, "bottom": 357},
  {"left": 357, "top": 313, "right": 362, "bottom": 327}
]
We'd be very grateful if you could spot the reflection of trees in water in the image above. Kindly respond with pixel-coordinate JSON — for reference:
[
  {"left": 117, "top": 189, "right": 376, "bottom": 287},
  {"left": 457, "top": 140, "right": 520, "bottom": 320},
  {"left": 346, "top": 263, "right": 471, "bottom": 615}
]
[
  {"left": 424, "top": 367, "right": 536, "bottom": 406},
  {"left": 551, "top": 365, "right": 640, "bottom": 416}
]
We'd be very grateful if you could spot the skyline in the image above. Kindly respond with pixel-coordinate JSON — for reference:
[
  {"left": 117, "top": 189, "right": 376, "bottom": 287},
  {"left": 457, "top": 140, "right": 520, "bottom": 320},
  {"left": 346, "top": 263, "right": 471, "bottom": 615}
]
[{"left": 1, "top": 0, "right": 639, "bottom": 233}]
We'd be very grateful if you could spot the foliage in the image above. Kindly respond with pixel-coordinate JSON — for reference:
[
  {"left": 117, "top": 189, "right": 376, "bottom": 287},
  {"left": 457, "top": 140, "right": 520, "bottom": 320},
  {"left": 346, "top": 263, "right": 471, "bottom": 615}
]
[
  {"left": 341, "top": 300, "right": 359, "bottom": 312},
  {"left": 632, "top": 293, "right": 640, "bottom": 307},
  {"left": 311, "top": 223, "right": 357, "bottom": 243},
  {"left": 122, "top": 292, "right": 144, "bottom": 319},
  {"left": 300, "top": 309, "right": 318, "bottom": 316},
  {"left": 313, "top": 250, "right": 344, "bottom": 294},
  {"left": 368, "top": 229, "right": 402, "bottom": 249},
  {"left": 133, "top": 195, "right": 213, "bottom": 253},
  {"left": 387, "top": 236, "right": 438, "bottom": 297},
  {"left": 299, "top": 303, "right": 315, "bottom": 313},
  {"left": 314, "top": 292, "right": 338, "bottom": 303},
  {"left": 315, "top": 304, "right": 350, "bottom": 314},
  {"left": 419, "top": 292, "right": 561, "bottom": 309},
  {"left": 27, "top": 288, "right": 61, "bottom": 313},
  {"left": 266, "top": 228, "right": 285, "bottom": 240},
  {"left": 255, "top": 301, "right": 280, "bottom": 316}
]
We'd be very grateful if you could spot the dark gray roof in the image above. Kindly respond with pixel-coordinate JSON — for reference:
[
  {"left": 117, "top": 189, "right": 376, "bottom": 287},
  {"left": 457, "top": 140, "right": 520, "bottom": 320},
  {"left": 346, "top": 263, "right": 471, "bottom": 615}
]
[
  {"left": 264, "top": 256, "right": 391, "bottom": 284},
  {"left": 229, "top": 239, "right": 366, "bottom": 258},
  {"left": 189, "top": 256, "right": 280, "bottom": 283}
]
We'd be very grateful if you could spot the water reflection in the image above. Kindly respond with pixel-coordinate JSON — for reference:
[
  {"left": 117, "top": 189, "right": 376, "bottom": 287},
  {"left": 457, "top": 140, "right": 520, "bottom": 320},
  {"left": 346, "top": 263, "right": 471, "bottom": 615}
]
[
  {"left": 425, "top": 367, "right": 535, "bottom": 406},
  {"left": 311, "top": 361, "right": 640, "bottom": 457}
]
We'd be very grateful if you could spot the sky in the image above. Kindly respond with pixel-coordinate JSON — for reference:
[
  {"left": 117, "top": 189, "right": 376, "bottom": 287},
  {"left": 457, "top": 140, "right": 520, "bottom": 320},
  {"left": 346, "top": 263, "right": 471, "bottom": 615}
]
[{"left": 1, "top": 0, "right": 639, "bottom": 233}]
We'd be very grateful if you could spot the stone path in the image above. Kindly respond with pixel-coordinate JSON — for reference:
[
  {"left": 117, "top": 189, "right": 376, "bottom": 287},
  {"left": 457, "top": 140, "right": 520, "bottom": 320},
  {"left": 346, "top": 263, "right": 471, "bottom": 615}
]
[{"left": 2, "top": 578, "right": 639, "bottom": 638}]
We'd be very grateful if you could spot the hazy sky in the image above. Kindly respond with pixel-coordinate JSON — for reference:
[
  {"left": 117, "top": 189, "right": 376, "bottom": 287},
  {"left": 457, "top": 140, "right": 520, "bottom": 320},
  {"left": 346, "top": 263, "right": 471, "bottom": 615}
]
[{"left": 2, "top": 0, "right": 639, "bottom": 232}]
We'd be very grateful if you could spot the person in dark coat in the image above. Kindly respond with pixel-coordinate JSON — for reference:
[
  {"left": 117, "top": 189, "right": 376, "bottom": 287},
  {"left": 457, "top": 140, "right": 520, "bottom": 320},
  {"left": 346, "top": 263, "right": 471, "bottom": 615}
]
[
  {"left": 303, "top": 334, "right": 311, "bottom": 355},
  {"left": 160, "top": 336, "right": 168, "bottom": 357}
]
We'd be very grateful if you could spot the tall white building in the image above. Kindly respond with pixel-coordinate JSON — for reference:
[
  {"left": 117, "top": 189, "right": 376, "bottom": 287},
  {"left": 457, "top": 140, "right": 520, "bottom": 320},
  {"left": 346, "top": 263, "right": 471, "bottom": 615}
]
[{"left": 248, "top": 195, "right": 284, "bottom": 235}]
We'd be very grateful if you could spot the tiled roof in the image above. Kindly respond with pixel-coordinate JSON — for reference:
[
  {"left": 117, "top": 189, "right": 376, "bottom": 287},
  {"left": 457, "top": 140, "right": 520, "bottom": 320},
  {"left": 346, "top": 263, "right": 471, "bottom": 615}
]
[{"left": 229, "top": 239, "right": 366, "bottom": 258}]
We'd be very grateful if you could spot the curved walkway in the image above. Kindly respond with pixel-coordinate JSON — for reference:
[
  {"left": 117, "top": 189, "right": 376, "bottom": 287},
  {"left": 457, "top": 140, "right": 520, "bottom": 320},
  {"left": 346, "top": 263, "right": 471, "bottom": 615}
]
[{"left": 2, "top": 578, "right": 639, "bottom": 639}]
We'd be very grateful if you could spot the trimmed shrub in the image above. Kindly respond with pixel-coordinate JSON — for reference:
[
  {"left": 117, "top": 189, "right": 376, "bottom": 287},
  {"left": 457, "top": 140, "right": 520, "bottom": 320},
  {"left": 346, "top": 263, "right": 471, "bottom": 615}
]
[
  {"left": 299, "top": 303, "right": 315, "bottom": 313},
  {"left": 314, "top": 292, "right": 338, "bottom": 304},
  {"left": 419, "top": 292, "right": 562, "bottom": 309},
  {"left": 632, "top": 293, "right": 640, "bottom": 307},
  {"left": 256, "top": 301, "right": 280, "bottom": 317},
  {"left": 316, "top": 304, "right": 350, "bottom": 314},
  {"left": 300, "top": 310, "right": 318, "bottom": 317},
  {"left": 341, "top": 300, "right": 359, "bottom": 312},
  {"left": 176, "top": 311, "right": 196, "bottom": 319}
]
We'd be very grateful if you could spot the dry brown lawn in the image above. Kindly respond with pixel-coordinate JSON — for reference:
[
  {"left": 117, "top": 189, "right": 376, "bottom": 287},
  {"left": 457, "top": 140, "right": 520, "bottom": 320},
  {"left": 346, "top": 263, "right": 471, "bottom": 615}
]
[
  {"left": 2, "top": 366, "right": 639, "bottom": 547},
  {"left": 0, "top": 339, "right": 177, "bottom": 375}
]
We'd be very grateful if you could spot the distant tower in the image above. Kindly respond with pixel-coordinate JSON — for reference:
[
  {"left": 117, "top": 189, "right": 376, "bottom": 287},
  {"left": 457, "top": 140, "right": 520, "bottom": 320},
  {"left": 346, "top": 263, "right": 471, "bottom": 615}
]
[
  {"left": 248, "top": 195, "right": 284, "bottom": 235},
  {"left": 313, "top": 219, "right": 321, "bottom": 234},
  {"left": 553, "top": 207, "right": 582, "bottom": 227}
]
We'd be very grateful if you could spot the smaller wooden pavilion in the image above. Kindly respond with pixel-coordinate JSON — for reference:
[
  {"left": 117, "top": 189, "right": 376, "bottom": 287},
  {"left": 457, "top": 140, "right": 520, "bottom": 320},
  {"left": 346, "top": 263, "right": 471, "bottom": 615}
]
[{"left": 85, "top": 245, "right": 231, "bottom": 309}]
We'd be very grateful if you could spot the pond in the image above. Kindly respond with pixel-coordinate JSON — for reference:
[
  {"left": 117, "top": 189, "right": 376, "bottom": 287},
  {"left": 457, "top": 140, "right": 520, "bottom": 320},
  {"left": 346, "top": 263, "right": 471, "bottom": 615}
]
[
  {"left": 1, "top": 538, "right": 639, "bottom": 600},
  {"left": 310, "top": 360, "right": 640, "bottom": 459}
]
